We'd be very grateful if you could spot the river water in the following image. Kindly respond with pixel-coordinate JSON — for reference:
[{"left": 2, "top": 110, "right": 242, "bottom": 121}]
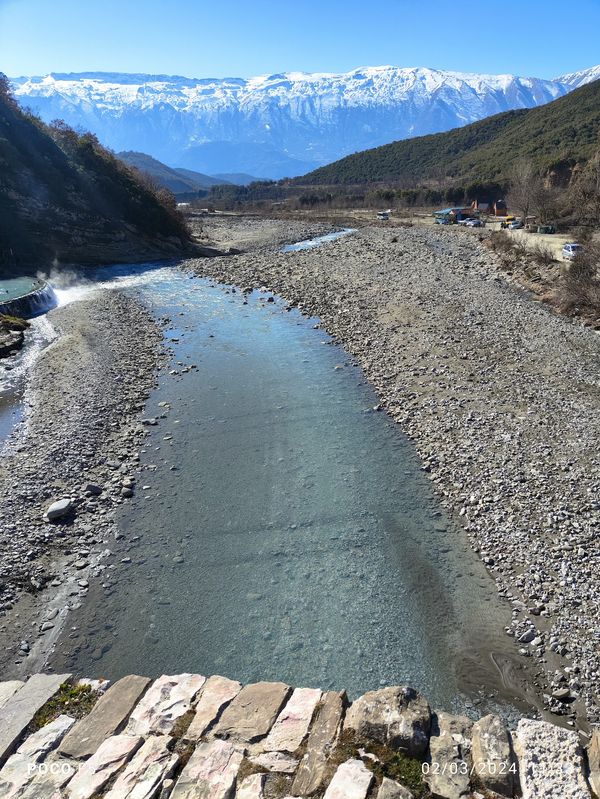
[{"left": 41, "top": 253, "right": 526, "bottom": 718}]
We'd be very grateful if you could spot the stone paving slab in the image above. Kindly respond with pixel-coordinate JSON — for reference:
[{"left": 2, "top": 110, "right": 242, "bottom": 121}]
[
  {"left": 0, "top": 673, "right": 71, "bottom": 766},
  {"left": 261, "top": 687, "right": 322, "bottom": 754},
  {"left": 213, "top": 681, "right": 291, "bottom": 744},
  {"left": 323, "top": 759, "right": 374, "bottom": 799},
  {"left": 0, "top": 715, "right": 75, "bottom": 799},
  {"left": 65, "top": 733, "right": 143, "bottom": 799},
  {"left": 236, "top": 773, "right": 265, "bottom": 799},
  {"left": 0, "top": 672, "right": 593, "bottom": 799},
  {"left": 14, "top": 759, "right": 76, "bottom": 799},
  {"left": 59, "top": 674, "right": 151, "bottom": 760},
  {"left": 292, "top": 690, "right": 345, "bottom": 796},
  {"left": 170, "top": 738, "right": 243, "bottom": 799},
  {"left": 126, "top": 674, "right": 206, "bottom": 736},
  {"left": 589, "top": 728, "right": 600, "bottom": 797},
  {"left": 0, "top": 681, "right": 24, "bottom": 711},
  {"left": 185, "top": 675, "right": 242, "bottom": 742},
  {"left": 250, "top": 750, "right": 298, "bottom": 773},
  {"left": 103, "top": 734, "right": 178, "bottom": 799}
]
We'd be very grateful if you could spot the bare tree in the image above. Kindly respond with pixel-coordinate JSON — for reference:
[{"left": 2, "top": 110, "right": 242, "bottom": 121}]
[
  {"left": 506, "top": 159, "right": 540, "bottom": 221},
  {"left": 567, "top": 143, "right": 600, "bottom": 227}
]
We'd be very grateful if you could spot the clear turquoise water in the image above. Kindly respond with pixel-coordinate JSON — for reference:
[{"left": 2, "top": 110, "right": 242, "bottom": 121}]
[
  {"left": 0, "top": 278, "right": 43, "bottom": 302},
  {"left": 52, "top": 263, "right": 523, "bottom": 715}
]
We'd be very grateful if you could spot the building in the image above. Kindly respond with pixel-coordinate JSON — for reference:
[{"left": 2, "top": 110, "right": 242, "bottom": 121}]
[{"left": 433, "top": 207, "right": 472, "bottom": 223}]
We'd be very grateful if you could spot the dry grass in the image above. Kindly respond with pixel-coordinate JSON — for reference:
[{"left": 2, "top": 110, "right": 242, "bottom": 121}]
[{"left": 529, "top": 241, "right": 557, "bottom": 266}]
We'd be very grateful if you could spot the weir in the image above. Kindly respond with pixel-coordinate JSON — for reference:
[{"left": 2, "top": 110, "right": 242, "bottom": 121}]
[{"left": 0, "top": 278, "right": 58, "bottom": 319}]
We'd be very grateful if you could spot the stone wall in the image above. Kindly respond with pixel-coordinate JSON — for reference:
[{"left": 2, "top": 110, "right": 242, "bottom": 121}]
[{"left": 0, "top": 673, "right": 597, "bottom": 799}]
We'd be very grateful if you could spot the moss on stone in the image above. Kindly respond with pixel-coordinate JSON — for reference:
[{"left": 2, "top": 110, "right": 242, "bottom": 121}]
[
  {"left": 29, "top": 681, "right": 99, "bottom": 732},
  {"left": 324, "top": 729, "right": 431, "bottom": 798},
  {"left": 0, "top": 313, "right": 29, "bottom": 331}
]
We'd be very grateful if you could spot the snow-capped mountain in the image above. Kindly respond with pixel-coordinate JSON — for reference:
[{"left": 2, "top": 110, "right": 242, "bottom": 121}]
[
  {"left": 11, "top": 65, "right": 598, "bottom": 179},
  {"left": 556, "top": 65, "right": 600, "bottom": 87}
]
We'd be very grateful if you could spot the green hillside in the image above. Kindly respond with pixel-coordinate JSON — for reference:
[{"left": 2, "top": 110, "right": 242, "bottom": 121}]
[
  {"left": 299, "top": 79, "right": 600, "bottom": 186},
  {"left": 0, "top": 78, "right": 191, "bottom": 275}
]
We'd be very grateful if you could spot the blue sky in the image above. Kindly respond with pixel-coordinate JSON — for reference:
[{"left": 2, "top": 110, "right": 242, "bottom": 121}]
[{"left": 1, "top": 0, "right": 599, "bottom": 79}]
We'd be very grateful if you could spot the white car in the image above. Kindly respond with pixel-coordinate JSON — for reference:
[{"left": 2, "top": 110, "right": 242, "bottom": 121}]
[
  {"left": 457, "top": 217, "right": 477, "bottom": 226},
  {"left": 562, "top": 243, "right": 583, "bottom": 260},
  {"left": 465, "top": 219, "right": 483, "bottom": 227}
]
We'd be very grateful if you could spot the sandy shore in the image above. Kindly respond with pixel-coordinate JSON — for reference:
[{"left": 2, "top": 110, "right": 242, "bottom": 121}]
[
  {"left": 188, "top": 216, "right": 600, "bottom": 729},
  {"left": 0, "top": 290, "right": 163, "bottom": 676}
]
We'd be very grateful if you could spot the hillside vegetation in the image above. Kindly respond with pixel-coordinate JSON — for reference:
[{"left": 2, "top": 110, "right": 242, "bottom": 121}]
[
  {"left": 0, "top": 77, "right": 191, "bottom": 276},
  {"left": 299, "top": 80, "right": 600, "bottom": 186}
]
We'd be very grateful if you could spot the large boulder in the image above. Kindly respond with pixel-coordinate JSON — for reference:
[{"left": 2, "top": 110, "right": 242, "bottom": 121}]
[
  {"left": 424, "top": 712, "right": 472, "bottom": 799},
  {"left": 470, "top": 714, "right": 515, "bottom": 797},
  {"left": 344, "top": 686, "right": 431, "bottom": 756},
  {"left": 513, "top": 718, "right": 589, "bottom": 799},
  {"left": 45, "top": 499, "right": 74, "bottom": 521}
]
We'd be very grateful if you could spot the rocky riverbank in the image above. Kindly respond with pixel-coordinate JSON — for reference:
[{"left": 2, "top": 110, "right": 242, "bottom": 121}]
[
  {"left": 0, "top": 315, "right": 28, "bottom": 359},
  {"left": 188, "top": 216, "right": 600, "bottom": 732},
  {"left": 0, "top": 670, "right": 597, "bottom": 798},
  {"left": 0, "top": 290, "right": 163, "bottom": 675}
]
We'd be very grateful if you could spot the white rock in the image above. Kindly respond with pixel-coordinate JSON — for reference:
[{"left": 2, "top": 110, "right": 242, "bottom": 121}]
[
  {"left": 514, "top": 718, "right": 589, "bottom": 799},
  {"left": 323, "top": 759, "right": 374, "bottom": 799},
  {"left": 0, "top": 715, "right": 75, "bottom": 799},
  {"left": 236, "top": 773, "right": 265, "bottom": 799},
  {"left": 0, "top": 682, "right": 24, "bottom": 711}
]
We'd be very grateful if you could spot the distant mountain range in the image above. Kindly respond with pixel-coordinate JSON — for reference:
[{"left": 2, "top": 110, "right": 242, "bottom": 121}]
[{"left": 11, "top": 65, "right": 599, "bottom": 179}]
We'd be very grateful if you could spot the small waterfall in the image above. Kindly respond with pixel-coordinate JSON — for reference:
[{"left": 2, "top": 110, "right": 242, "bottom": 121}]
[{"left": 0, "top": 281, "right": 58, "bottom": 319}]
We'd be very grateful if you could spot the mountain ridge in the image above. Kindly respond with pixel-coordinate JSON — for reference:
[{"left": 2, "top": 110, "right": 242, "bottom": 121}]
[
  {"left": 12, "top": 64, "right": 599, "bottom": 178},
  {"left": 297, "top": 78, "right": 600, "bottom": 186}
]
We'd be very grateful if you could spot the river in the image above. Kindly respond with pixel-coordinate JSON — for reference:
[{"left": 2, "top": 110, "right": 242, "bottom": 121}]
[{"left": 25, "top": 250, "right": 528, "bottom": 720}]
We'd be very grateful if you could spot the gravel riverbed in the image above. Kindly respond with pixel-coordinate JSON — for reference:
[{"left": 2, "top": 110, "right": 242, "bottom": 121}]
[
  {"left": 189, "top": 217, "right": 600, "bottom": 730},
  {"left": 0, "top": 290, "right": 163, "bottom": 675}
]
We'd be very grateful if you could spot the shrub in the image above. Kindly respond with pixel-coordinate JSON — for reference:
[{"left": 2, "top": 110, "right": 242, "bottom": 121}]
[
  {"left": 556, "top": 242, "right": 600, "bottom": 316},
  {"left": 529, "top": 241, "right": 556, "bottom": 266}
]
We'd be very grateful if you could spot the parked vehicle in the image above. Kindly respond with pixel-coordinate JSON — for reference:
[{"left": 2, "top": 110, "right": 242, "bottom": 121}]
[
  {"left": 457, "top": 217, "right": 477, "bottom": 225},
  {"left": 508, "top": 220, "right": 524, "bottom": 230},
  {"left": 562, "top": 243, "right": 583, "bottom": 260},
  {"left": 466, "top": 219, "right": 483, "bottom": 227}
]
